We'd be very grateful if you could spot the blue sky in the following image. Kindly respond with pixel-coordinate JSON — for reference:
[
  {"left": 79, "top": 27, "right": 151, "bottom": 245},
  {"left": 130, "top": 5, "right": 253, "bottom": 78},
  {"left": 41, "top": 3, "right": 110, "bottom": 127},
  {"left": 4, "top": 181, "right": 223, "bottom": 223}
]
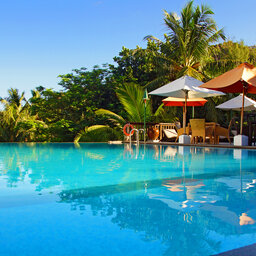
[{"left": 0, "top": 0, "right": 255, "bottom": 98}]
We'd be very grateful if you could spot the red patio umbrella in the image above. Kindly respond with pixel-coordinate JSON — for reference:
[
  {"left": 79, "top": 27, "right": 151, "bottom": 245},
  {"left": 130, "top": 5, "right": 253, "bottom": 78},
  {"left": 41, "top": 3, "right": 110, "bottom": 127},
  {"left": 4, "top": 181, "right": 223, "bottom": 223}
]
[
  {"left": 162, "top": 97, "right": 207, "bottom": 118},
  {"left": 163, "top": 97, "right": 207, "bottom": 107},
  {"left": 199, "top": 62, "right": 256, "bottom": 134}
]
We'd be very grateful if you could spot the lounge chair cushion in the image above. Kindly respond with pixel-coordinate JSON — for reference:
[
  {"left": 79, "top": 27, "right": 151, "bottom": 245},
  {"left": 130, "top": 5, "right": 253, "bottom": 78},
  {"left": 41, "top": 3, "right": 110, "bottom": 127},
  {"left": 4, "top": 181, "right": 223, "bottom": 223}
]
[{"left": 164, "top": 129, "right": 178, "bottom": 139}]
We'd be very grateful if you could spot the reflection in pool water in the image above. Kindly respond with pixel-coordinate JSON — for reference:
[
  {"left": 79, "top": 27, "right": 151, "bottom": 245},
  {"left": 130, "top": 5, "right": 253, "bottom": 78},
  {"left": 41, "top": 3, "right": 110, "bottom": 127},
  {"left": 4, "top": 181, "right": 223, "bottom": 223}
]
[{"left": 0, "top": 143, "right": 256, "bottom": 255}]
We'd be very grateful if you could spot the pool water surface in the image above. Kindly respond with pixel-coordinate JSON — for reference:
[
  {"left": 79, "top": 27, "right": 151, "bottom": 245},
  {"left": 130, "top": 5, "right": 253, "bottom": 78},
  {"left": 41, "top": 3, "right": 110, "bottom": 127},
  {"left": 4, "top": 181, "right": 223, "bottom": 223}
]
[{"left": 0, "top": 143, "right": 256, "bottom": 256}]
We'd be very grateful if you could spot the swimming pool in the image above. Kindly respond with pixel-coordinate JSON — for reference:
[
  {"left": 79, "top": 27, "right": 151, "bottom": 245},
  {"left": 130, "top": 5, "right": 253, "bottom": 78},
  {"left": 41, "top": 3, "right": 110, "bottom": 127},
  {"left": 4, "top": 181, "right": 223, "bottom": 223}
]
[{"left": 0, "top": 143, "right": 256, "bottom": 255}]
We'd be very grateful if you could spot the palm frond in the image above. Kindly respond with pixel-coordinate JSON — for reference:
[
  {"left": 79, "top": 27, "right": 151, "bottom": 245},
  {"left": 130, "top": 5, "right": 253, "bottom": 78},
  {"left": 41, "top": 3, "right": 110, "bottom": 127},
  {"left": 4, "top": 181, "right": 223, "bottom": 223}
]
[
  {"left": 95, "top": 108, "right": 125, "bottom": 127},
  {"left": 144, "top": 35, "right": 162, "bottom": 44},
  {"left": 116, "top": 83, "right": 152, "bottom": 122},
  {"left": 86, "top": 125, "right": 112, "bottom": 133},
  {"left": 74, "top": 125, "right": 118, "bottom": 143}
]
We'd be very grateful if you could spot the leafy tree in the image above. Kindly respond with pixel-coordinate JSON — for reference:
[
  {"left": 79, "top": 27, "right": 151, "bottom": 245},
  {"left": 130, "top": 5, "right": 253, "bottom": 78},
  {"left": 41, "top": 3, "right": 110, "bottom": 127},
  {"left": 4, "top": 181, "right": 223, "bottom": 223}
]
[
  {"left": 30, "top": 66, "right": 121, "bottom": 141},
  {"left": 58, "top": 66, "right": 120, "bottom": 113},
  {"left": 203, "top": 41, "right": 256, "bottom": 78},
  {"left": 111, "top": 41, "right": 159, "bottom": 86}
]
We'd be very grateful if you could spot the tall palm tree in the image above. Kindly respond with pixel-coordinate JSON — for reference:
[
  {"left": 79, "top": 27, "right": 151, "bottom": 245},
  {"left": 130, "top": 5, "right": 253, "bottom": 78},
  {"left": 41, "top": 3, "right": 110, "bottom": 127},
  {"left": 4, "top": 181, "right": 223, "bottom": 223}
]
[
  {"left": 0, "top": 89, "right": 46, "bottom": 142},
  {"left": 0, "top": 89, "right": 26, "bottom": 141},
  {"left": 6, "top": 88, "right": 26, "bottom": 106},
  {"left": 144, "top": 0, "right": 225, "bottom": 84}
]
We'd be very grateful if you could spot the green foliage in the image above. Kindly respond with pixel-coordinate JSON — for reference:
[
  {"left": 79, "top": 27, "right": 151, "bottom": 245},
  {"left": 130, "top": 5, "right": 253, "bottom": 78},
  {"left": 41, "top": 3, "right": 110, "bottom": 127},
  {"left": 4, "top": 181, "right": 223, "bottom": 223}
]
[
  {"left": 0, "top": 89, "right": 47, "bottom": 142},
  {"left": 30, "top": 67, "right": 122, "bottom": 141},
  {"left": 16, "top": 120, "right": 48, "bottom": 142},
  {"left": 116, "top": 83, "right": 152, "bottom": 122},
  {"left": 48, "top": 119, "right": 75, "bottom": 142},
  {"left": 95, "top": 109, "right": 126, "bottom": 128},
  {"left": 112, "top": 42, "right": 159, "bottom": 86},
  {"left": 81, "top": 83, "right": 173, "bottom": 142},
  {"left": 203, "top": 41, "right": 256, "bottom": 79},
  {"left": 152, "top": 104, "right": 179, "bottom": 123},
  {"left": 75, "top": 125, "right": 122, "bottom": 143}
]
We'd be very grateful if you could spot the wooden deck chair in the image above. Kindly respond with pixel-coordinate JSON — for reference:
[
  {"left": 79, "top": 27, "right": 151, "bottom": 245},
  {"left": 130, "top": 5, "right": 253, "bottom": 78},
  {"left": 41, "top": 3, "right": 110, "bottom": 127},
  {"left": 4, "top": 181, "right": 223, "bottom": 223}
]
[
  {"left": 159, "top": 123, "right": 177, "bottom": 141},
  {"left": 215, "top": 118, "right": 234, "bottom": 144},
  {"left": 175, "top": 122, "right": 190, "bottom": 142},
  {"left": 190, "top": 119, "right": 214, "bottom": 144}
]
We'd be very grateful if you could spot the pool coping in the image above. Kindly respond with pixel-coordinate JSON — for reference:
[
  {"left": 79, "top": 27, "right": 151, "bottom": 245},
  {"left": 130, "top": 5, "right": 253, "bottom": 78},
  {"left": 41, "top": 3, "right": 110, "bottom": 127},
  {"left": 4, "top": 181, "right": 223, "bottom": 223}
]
[
  {"left": 122, "top": 141, "right": 256, "bottom": 150},
  {"left": 1, "top": 141, "right": 256, "bottom": 150}
]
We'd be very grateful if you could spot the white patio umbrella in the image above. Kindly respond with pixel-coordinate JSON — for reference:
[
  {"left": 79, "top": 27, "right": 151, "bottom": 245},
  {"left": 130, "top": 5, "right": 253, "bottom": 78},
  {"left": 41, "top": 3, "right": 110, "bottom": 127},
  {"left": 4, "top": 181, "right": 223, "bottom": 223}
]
[
  {"left": 149, "top": 76, "right": 224, "bottom": 134},
  {"left": 216, "top": 94, "right": 256, "bottom": 111}
]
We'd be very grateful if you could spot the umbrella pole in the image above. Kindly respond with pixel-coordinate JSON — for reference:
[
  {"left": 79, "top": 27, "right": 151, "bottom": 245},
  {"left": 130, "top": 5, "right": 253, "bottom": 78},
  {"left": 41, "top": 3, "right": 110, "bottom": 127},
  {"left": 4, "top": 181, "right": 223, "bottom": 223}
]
[
  {"left": 144, "top": 100, "right": 146, "bottom": 142},
  {"left": 240, "top": 86, "right": 245, "bottom": 135},
  {"left": 183, "top": 91, "right": 188, "bottom": 134}
]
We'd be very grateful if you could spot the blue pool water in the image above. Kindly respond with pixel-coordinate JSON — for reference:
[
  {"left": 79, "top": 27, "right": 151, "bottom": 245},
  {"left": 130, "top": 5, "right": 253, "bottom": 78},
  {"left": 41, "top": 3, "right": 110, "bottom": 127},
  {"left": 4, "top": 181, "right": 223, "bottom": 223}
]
[{"left": 0, "top": 143, "right": 256, "bottom": 256}]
